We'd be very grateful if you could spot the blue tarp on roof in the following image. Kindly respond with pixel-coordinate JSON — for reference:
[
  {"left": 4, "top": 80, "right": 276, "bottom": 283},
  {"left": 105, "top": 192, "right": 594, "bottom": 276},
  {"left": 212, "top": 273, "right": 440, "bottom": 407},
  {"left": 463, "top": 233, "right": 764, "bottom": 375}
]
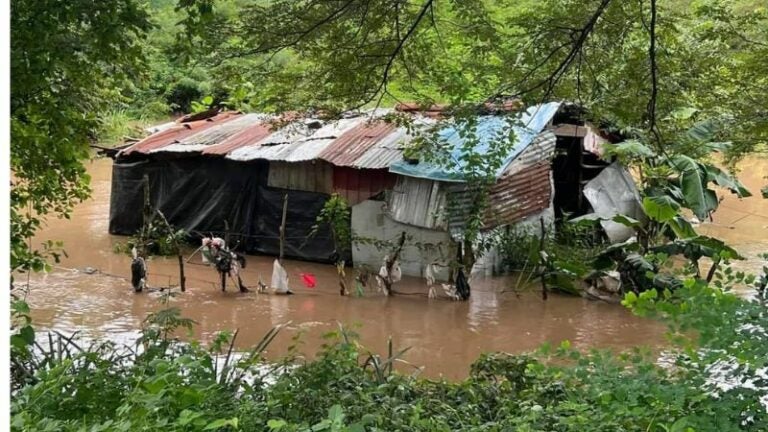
[{"left": 389, "top": 102, "right": 561, "bottom": 182}]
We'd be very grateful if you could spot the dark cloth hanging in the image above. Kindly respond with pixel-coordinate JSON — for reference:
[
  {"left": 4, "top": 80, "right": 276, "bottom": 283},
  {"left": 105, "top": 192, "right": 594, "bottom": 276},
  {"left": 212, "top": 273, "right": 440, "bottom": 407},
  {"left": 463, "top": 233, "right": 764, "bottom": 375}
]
[
  {"left": 455, "top": 242, "right": 471, "bottom": 300},
  {"left": 130, "top": 257, "right": 146, "bottom": 292},
  {"left": 109, "top": 157, "right": 349, "bottom": 263},
  {"left": 455, "top": 269, "right": 471, "bottom": 301}
]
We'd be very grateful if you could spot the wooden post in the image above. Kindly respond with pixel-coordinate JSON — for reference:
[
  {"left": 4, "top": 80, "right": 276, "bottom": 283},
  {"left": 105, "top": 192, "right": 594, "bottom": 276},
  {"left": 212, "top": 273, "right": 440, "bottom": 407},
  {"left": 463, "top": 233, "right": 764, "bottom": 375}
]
[
  {"left": 279, "top": 194, "right": 288, "bottom": 263},
  {"left": 539, "top": 217, "right": 548, "bottom": 301},
  {"left": 140, "top": 174, "right": 151, "bottom": 257},
  {"left": 156, "top": 210, "right": 186, "bottom": 293},
  {"left": 178, "top": 254, "right": 186, "bottom": 292}
]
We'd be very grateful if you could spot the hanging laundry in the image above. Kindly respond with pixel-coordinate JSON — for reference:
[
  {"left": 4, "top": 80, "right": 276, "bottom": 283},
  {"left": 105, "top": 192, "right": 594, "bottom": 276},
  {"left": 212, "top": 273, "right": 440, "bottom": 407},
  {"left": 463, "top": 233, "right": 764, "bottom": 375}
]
[
  {"left": 391, "top": 260, "right": 402, "bottom": 283},
  {"left": 425, "top": 263, "right": 437, "bottom": 299},
  {"left": 271, "top": 259, "right": 292, "bottom": 294},
  {"left": 425, "top": 264, "right": 436, "bottom": 287},
  {"left": 441, "top": 283, "right": 460, "bottom": 301},
  {"left": 455, "top": 269, "right": 471, "bottom": 301},
  {"left": 300, "top": 273, "right": 317, "bottom": 288},
  {"left": 130, "top": 246, "right": 146, "bottom": 293}
]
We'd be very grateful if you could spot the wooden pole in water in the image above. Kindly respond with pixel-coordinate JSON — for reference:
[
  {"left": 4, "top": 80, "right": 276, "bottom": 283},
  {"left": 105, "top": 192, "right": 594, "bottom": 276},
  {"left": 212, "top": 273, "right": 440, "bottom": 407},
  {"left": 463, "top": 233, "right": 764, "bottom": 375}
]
[
  {"left": 279, "top": 194, "right": 288, "bottom": 264},
  {"left": 156, "top": 210, "right": 186, "bottom": 293},
  {"left": 140, "top": 174, "right": 151, "bottom": 257},
  {"left": 539, "top": 217, "right": 548, "bottom": 301}
]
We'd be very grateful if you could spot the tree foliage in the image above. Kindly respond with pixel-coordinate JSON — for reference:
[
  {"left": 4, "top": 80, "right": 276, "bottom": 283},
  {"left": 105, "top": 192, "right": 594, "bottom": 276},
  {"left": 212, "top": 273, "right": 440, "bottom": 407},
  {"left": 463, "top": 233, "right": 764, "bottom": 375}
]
[{"left": 10, "top": 0, "right": 152, "bottom": 273}]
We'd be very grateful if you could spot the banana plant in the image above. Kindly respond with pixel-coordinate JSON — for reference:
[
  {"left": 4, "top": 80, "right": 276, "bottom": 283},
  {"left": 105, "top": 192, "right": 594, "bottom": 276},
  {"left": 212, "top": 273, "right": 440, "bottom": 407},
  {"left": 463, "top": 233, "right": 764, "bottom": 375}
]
[{"left": 604, "top": 118, "right": 751, "bottom": 222}]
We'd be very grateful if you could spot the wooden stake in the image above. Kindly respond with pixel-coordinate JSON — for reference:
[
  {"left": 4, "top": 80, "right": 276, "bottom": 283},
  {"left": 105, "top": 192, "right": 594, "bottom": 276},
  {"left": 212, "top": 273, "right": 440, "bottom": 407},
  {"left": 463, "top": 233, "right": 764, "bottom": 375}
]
[
  {"left": 539, "top": 217, "right": 548, "bottom": 301},
  {"left": 140, "top": 174, "right": 151, "bottom": 257},
  {"left": 279, "top": 194, "right": 288, "bottom": 263}
]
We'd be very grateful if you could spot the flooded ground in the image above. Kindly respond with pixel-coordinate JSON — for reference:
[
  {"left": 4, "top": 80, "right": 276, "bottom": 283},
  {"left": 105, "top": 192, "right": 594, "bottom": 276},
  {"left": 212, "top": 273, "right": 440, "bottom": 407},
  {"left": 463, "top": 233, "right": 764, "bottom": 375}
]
[
  {"left": 20, "top": 156, "right": 767, "bottom": 379},
  {"left": 697, "top": 156, "right": 768, "bottom": 287}
]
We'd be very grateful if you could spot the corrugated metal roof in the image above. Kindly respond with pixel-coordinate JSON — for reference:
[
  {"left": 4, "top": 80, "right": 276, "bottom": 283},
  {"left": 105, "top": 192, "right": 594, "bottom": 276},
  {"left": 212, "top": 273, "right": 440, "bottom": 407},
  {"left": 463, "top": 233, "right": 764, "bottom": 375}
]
[
  {"left": 118, "top": 104, "right": 560, "bottom": 179},
  {"left": 389, "top": 102, "right": 561, "bottom": 182},
  {"left": 226, "top": 115, "right": 372, "bottom": 163},
  {"left": 202, "top": 121, "right": 274, "bottom": 155},
  {"left": 352, "top": 127, "right": 408, "bottom": 168},
  {"left": 155, "top": 113, "right": 264, "bottom": 154},
  {"left": 318, "top": 121, "right": 397, "bottom": 166},
  {"left": 120, "top": 112, "right": 241, "bottom": 156}
]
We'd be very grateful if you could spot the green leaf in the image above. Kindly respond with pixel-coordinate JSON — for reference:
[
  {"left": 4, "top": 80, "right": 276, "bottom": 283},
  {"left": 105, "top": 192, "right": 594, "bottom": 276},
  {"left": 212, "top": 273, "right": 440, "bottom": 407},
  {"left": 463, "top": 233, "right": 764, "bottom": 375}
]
[
  {"left": 267, "top": 419, "right": 287, "bottom": 430},
  {"left": 12, "top": 300, "right": 30, "bottom": 315},
  {"left": 703, "top": 164, "right": 751, "bottom": 197},
  {"left": 603, "top": 140, "right": 656, "bottom": 159},
  {"left": 622, "top": 291, "right": 638, "bottom": 307},
  {"left": 667, "top": 217, "right": 697, "bottom": 239},
  {"left": 689, "top": 236, "right": 744, "bottom": 260},
  {"left": 204, "top": 417, "right": 238, "bottom": 430},
  {"left": 683, "top": 118, "right": 719, "bottom": 144},
  {"left": 19, "top": 326, "right": 35, "bottom": 345},
  {"left": 670, "top": 107, "right": 697, "bottom": 121},
  {"left": 201, "top": 95, "right": 214, "bottom": 105},
  {"left": 612, "top": 214, "right": 643, "bottom": 228},
  {"left": 672, "top": 156, "right": 717, "bottom": 219},
  {"left": 643, "top": 196, "right": 680, "bottom": 222}
]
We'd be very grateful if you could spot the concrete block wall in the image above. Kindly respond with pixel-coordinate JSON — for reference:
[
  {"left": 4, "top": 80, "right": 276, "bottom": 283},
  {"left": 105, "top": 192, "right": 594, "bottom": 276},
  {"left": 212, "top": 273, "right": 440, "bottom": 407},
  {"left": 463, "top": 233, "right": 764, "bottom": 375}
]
[{"left": 351, "top": 200, "right": 453, "bottom": 281}]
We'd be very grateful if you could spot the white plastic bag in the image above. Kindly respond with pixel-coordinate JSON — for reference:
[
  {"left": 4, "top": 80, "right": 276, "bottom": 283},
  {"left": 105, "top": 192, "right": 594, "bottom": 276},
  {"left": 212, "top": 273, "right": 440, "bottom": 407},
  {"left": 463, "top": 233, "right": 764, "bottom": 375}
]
[
  {"left": 271, "top": 259, "right": 290, "bottom": 294},
  {"left": 390, "top": 260, "right": 402, "bottom": 283},
  {"left": 425, "top": 264, "right": 435, "bottom": 287}
]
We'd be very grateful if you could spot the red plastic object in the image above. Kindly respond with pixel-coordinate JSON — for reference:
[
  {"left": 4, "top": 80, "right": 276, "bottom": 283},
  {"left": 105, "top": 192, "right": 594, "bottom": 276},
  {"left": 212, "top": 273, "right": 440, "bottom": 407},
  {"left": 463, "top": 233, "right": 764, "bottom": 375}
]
[{"left": 300, "top": 273, "right": 317, "bottom": 288}]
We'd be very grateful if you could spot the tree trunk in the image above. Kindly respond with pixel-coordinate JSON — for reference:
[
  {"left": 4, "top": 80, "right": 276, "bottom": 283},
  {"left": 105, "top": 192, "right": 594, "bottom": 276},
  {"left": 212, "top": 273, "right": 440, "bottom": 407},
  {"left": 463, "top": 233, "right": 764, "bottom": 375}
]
[{"left": 382, "top": 232, "right": 407, "bottom": 295}]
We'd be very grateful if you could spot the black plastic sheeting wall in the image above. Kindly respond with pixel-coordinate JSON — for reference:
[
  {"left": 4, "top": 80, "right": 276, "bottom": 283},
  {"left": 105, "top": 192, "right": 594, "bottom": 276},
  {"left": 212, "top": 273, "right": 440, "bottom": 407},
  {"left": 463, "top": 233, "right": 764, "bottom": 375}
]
[{"left": 109, "top": 158, "right": 347, "bottom": 263}]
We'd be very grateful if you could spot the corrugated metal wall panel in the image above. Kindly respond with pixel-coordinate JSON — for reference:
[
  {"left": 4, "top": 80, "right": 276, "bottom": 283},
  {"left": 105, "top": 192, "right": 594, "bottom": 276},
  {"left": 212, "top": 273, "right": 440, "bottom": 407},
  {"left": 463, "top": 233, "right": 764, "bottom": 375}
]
[
  {"left": 487, "top": 162, "right": 552, "bottom": 226},
  {"left": 504, "top": 130, "right": 557, "bottom": 173},
  {"left": 387, "top": 176, "right": 447, "bottom": 229},
  {"left": 267, "top": 161, "right": 333, "bottom": 194},
  {"left": 332, "top": 167, "right": 396, "bottom": 206},
  {"left": 445, "top": 161, "right": 553, "bottom": 234}
]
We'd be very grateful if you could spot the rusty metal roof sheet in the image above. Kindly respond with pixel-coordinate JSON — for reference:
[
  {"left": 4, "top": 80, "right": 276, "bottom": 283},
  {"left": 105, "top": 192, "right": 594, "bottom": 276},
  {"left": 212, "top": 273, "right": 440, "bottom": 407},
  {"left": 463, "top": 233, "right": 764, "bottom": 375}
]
[
  {"left": 120, "top": 112, "right": 241, "bottom": 156},
  {"left": 226, "top": 114, "right": 377, "bottom": 163},
  {"left": 445, "top": 161, "right": 552, "bottom": 234},
  {"left": 118, "top": 105, "right": 558, "bottom": 177},
  {"left": 318, "top": 120, "right": 397, "bottom": 166},
  {"left": 352, "top": 127, "right": 408, "bottom": 168},
  {"left": 202, "top": 121, "right": 274, "bottom": 155},
  {"left": 156, "top": 113, "right": 264, "bottom": 154}
]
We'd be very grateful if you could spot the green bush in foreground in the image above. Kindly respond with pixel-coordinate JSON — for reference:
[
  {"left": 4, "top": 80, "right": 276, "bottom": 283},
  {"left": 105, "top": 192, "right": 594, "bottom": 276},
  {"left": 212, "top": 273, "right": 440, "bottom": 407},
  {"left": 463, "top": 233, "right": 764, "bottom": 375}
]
[{"left": 10, "top": 273, "right": 768, "bottom": 431}]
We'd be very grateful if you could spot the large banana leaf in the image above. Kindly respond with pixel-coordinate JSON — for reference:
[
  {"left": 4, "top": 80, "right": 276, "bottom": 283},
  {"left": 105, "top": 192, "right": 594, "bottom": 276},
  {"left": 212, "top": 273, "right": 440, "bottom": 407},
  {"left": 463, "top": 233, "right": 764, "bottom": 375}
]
[
  {"left": 704, "top": 164, "right": 751, "bottom": 198},
  {"left": 642, "top": 195, "right": 680, "bottom": 222},
  {"left": 670, "top": 155, "right": 718, "bottom": 220}
]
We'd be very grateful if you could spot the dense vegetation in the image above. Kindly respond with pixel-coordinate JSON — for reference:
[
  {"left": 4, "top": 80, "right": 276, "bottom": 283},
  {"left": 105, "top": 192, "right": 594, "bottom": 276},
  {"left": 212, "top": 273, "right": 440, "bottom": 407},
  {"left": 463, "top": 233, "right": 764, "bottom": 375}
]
[
  {"left": 9, "top": 0, "right": 768, "bottom": 430},
  {"left": 10, "top": 270, "right": 768, "bottom": 431}
]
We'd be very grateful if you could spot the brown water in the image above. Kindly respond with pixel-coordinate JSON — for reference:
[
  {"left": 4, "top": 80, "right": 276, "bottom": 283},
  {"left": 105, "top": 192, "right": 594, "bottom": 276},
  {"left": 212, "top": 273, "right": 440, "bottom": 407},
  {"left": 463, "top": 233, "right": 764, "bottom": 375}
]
[
  {"left": 21, "top": 157, "right": 767, "bottom": 379},
  {"left": 697, "top": 156, "right": 768, "bottom": 288}
]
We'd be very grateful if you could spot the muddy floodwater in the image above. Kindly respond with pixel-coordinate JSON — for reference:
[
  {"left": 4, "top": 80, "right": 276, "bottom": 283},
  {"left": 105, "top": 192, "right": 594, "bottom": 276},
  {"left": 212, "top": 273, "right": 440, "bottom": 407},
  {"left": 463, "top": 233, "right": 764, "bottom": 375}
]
[{"left": 22, "top": 157, "right": 768, "bottom": 379}]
